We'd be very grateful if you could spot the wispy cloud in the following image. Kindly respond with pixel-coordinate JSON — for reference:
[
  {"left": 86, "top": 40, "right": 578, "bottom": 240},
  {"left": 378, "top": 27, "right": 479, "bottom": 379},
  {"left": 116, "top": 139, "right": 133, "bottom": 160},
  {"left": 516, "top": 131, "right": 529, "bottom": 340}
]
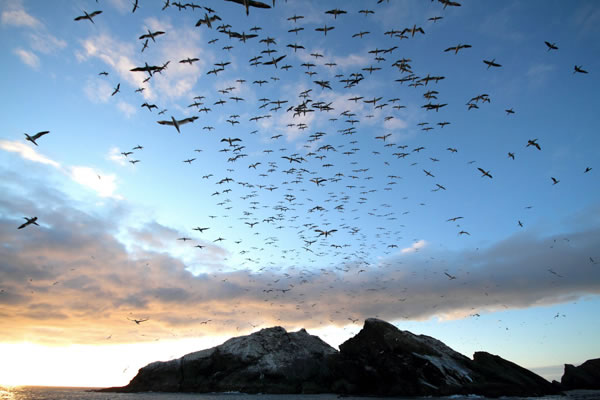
[
  {"left": 77, "top": 33, "right": 147, "bottom": 97},
  {"left": 107, "top": 147, "right": 127, "bottom": 166},
  {"left": 0, "top": 140, "right": 122, "bottom": 200},
  {"left": 2, "top": 1, "right": 68, "bottom": 68},
  {"left": 401, "top": 239, "right": 426, "bottom": 253},
  {"left": 69, "top": 166, "right": 120, "bottom": 199},
  {"left": 106, "top": 0, "right": 131, "bottom": 14},
  {"left": 117, "top": 100, "right": 137, "bottom": 118},
  {"left": 13, "top": 47, "right": 40, "bottom": 69},
  {"left": 570, "top": 3, "right": 600, "bottom": 36},
  {"left": 84, "top": 79, "right": 114, "bottom": 104},
  {"left": 27, "top": 32, "right": 67, "bottom": 54},
  {"left": 0, "top": 140, "right": 59, "bottom": 167},
  {"left": 76, "top": 21, "right": 214, "bottom": 106},
  {"left": 527, "top": 63, "right": 556, "bottom": 86},
  {"left": 1, "top": 7, "right": 41, "bottom": 29}
]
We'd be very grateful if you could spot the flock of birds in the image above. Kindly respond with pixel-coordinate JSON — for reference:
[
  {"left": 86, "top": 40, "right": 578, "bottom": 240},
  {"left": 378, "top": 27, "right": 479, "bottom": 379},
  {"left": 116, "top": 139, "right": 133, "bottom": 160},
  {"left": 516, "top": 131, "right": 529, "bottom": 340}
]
[{"left": 17, "top": 0, "right": 596, "bottom": 332}]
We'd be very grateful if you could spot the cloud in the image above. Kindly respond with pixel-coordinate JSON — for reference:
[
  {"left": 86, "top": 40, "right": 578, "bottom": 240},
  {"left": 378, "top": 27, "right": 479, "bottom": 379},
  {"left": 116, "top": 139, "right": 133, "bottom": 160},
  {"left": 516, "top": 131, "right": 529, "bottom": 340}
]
[
  {"left": 1, "top": 167, "right": 599, "bottom": 347},
  {"left": 106, "top": 0, "right": 131, "bottom": 14},
  {"left": 527, "top": 63, "right": 556, "bottom": 85},
  {"left": 3, "top": 2, "right": 68, "bottom": 69},
  {"left": 76, "top": 23, "right": 214, "bottom": 105},
  {"left": 570, "top": 3, "right": 600, "bottom": 35},
  {"left": 1, "top": 8, "right": 41, "bottom": 29},
  {"left": 77, "top": 33, "right": 150, "bottom": 98},
  {"left": 0, "top": 140, "right": 122, "bottom": 200},
  {"left": 107, "top": 147, "right": 127, "bottom": 166},
  {"left": 27, "top": 32, "right": 67, "bottom": 54},
  {"left": 13, "top": 47, "right": 39, "bottom": 69},
  {"left": 0, "top": 140, "right": 59, "bottom": 167},
  {"left": 383, "top": 117, "right": 408, "bottom": 131},
  {"left": 331, "top": 53, "right": 371, "bottom": 70},
  {"left": 69, "top": 166, "right": 120, "bottom": 199},
  {"left": 117, "top": 100, "right": 137, "bottom": 118},
  {"left": 84, "top": 79, "right": 114, "bottom": 103},
  {"left": 401, "top": 239, "right": 426, "bottom": 253},
  {"left": 151, "top": 26, "right": 211, "bottom": 102}
]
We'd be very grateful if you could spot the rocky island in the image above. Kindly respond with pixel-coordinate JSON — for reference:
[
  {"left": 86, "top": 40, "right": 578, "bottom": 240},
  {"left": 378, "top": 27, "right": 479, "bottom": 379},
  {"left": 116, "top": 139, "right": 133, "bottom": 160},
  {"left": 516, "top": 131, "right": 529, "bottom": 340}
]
[{"left": 101, "top": 318, "right": 561, "bottom": 397}]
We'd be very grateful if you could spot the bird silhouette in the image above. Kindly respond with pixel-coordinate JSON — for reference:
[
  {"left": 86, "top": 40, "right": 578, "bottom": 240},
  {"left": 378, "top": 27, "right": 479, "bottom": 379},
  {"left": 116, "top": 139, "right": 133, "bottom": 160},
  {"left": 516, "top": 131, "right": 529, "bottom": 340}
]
[
  {"left": 24, "top": 131, "right": 50, "bottom": 146},
  {"left": 18, "top": 217, "right": 39, "bottom": 229}
]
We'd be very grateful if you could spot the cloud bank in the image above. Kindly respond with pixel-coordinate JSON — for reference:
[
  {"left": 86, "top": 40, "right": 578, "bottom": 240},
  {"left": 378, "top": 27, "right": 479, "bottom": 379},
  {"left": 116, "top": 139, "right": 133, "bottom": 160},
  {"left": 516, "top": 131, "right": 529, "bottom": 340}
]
[{"left": 1, "top": 167, "right": 599, "bottom": 345}]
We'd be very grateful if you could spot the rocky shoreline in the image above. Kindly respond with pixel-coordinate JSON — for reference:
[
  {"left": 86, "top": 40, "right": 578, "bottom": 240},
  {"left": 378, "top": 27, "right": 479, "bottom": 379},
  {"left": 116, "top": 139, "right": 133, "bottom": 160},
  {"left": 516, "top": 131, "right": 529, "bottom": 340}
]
[{"left": 100, "top": 318, "right": 596, "bottom": 397}]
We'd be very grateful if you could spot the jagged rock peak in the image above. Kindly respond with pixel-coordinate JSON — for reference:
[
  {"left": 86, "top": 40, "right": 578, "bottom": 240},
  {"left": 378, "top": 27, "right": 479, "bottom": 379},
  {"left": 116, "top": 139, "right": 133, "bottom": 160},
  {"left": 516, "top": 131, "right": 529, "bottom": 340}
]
[{"left": 561, "top": 358, "right": 600, "bottom": 390}]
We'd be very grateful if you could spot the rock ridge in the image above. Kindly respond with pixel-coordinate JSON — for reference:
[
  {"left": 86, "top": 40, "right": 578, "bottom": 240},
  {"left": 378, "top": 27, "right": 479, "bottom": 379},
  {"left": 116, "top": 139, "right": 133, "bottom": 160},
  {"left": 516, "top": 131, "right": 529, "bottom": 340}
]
[{"left": 100, "top": 317, "right": 561, "bottom": 397}]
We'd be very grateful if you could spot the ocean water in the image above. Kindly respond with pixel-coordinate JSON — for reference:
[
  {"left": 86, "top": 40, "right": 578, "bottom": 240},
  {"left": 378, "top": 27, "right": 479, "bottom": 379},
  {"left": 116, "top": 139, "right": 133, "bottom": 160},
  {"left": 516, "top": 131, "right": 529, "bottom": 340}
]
[{"left": 2, "top": 387, "right": 600, "bottom": 400}]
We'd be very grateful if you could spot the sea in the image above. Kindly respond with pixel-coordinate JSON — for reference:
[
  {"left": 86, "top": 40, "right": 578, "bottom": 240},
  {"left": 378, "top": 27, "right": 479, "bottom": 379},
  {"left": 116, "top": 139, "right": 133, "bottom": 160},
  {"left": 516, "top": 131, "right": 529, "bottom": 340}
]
[{"left": 2, "top": 387, "right": 600, "bottom": 400}]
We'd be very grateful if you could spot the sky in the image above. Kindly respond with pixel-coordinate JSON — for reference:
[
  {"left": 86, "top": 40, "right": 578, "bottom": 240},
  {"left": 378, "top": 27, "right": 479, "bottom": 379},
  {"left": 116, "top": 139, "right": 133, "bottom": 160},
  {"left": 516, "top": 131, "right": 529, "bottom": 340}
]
[{"left": 0, "top": 0, "right": 599, "bottom": 388}]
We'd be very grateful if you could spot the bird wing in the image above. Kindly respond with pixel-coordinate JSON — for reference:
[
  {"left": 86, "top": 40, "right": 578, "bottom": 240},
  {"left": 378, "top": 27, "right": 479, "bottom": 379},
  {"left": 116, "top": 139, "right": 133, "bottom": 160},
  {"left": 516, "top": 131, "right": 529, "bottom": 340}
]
[
  {"left": 178, "top": 116, "right": 198, "bottom": 125},
  {"left": 157, "top": 120, "right": 175, "bottom": 126},
  {"left": 31, "top": 131, "right": 50, "bottom": 140}
]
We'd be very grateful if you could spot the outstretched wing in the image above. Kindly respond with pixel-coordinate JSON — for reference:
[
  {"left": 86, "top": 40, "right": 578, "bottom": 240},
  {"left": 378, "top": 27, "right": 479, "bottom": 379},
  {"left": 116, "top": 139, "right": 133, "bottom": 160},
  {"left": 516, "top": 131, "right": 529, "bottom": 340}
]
[
  {"left": 178, "top": 116, "right": 198, "bottom": 125},
  {"left": 31, "top": 131, "right": 50, "bottom": 140},
  {"left": 157, "top": 119, "right": 175, "bottom": 126}
]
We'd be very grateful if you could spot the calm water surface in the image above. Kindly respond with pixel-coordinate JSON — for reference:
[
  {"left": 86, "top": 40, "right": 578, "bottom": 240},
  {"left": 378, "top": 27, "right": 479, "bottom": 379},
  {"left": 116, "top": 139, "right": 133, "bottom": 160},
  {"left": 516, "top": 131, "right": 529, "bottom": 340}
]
[{"left": 2, "top": 387, "right": 600, "bottom": 400}]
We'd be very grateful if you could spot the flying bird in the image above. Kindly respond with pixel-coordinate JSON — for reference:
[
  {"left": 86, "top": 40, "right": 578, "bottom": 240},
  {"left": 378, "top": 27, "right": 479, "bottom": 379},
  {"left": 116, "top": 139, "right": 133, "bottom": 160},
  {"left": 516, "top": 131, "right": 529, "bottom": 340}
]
[
  {"left": 325, "top": 9, "right": 347, "bottom": 19},
  {"left": 444, "top": 272, "right": 457, "bottom": 280},
  {"left": 544, "top": 41, "right": 558, "bottom": 51},
  {"left": 179, "top": 57, "right": 200, "bottom": 65},
  {"left": 24, "top": 131, "right": 50, "bottom": 146},
  {"left": 478, "top": 168, "right": 493, "bottom": 179},
  {"left": 483, "top": 59, "right": 501, "bottom": 68},
  {"left": 224, "top": 0, "right": 271, "bottom": 16},
  {"left": 139, "top": 30, "right": 165, "bottom": 42},
  {"left": 74, "top": 10, "right": 102, "bottom": 23},
  {"left": 315, "top": 229, "right": 337, "bottom": 237},
  {"left": 444, "top": 43, "right": 472, "bottom": 54},
  {"left": 156, "top": 116, "right": 199, "bottom": 133},
  {"left": 18, "top": 217, "right": 39, "bottom": 229},
  {"left": 127, "top": 317, "right": 149, "bottom": 325},
  {"left": 526, "top": 139, "right": 541, "bottom": 150}
]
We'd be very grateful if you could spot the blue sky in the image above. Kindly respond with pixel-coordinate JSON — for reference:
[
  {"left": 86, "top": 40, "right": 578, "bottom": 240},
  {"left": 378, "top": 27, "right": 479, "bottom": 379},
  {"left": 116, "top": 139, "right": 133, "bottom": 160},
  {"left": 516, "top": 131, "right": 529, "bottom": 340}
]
[{"left": 0, "top": 0, "right": 599, "bottom": 387}]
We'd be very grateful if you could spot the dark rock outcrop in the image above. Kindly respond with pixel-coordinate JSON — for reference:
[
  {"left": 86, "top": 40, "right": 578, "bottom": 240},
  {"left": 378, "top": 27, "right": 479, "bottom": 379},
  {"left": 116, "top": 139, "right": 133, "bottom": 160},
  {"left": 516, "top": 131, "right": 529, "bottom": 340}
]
[
  {"left": 330, "top": 318, "right": 476, "bottom": 396},
  {"left": 330, "top": 318, "right": 559, "bottom": 398},
  {"left": 101, "top": 318, "right": 562, "bottom": 397},
  {"left": 102, "top": 326, "right": 336, "bottom": 393},
  {"left": 561, "top": 358, "right": 600, "bottom": 389},
  {"left": 467, "top": 351, "right": 559, "bottom": 397}
]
